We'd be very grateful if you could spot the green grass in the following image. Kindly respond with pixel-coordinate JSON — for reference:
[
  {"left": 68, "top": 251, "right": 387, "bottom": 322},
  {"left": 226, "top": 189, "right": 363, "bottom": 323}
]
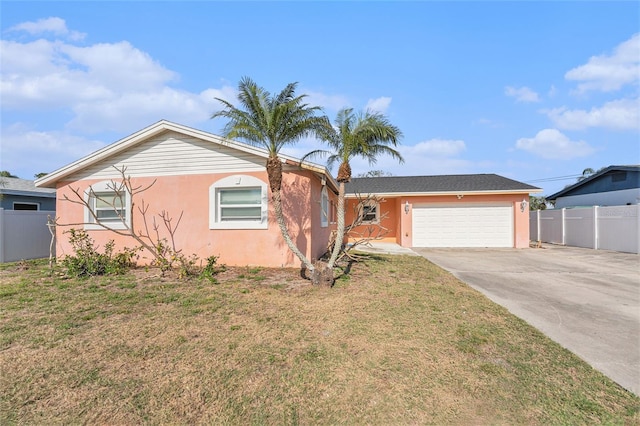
[{"left": 0, "top": 257, "right": 638, "bottom": 424}]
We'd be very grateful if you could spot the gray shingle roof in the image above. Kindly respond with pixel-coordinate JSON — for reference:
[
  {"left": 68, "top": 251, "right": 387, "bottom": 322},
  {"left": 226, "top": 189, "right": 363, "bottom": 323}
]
[
  {"left": 345, "top": 174, "right": 540, "bottom": 195},
  {"left": 0, "top": 177, "right": 56, "bottom": 197}
]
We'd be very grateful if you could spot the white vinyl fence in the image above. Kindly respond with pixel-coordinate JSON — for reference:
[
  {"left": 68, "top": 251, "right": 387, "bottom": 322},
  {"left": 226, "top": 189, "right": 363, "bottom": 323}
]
[
  {"left": 0, "top": 209, "right": 55, "bottom": 262},
  {"left": 530, "top": 205, "right": 640, "bottom": 254}
]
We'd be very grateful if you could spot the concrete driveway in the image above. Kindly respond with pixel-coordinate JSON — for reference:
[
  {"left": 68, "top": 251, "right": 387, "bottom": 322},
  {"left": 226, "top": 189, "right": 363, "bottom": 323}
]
[{"left": 413, "top": 245, "right": 640, "bottom": 396}]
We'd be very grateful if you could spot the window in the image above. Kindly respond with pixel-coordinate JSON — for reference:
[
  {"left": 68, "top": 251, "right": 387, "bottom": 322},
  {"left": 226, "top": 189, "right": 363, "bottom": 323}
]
[
  {"left": 320, "top": 186, "right": 329, "bottom": 227},
  {"left": 13, "top": 202, "right": 39, "bottom": 211},
  {"left": 210, "top": 175, "right": 268, "bottom": 229},
  {"left": 84, "top": 181, "right": 131, "bottom": 230},
  {"left": 360, "top": 202, "right": 379, "bottom": 223},
  {"left": 91, "top": 192, "right": 126, "bottom": 223},
  {"left": 219, "top": 188, "right": 262, "bottom": 221}
]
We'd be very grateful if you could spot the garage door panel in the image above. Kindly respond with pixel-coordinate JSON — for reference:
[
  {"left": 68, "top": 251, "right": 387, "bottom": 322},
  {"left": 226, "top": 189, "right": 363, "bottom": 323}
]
[{"left": 412, "top": 204, "right": 513, "bottom": 247}]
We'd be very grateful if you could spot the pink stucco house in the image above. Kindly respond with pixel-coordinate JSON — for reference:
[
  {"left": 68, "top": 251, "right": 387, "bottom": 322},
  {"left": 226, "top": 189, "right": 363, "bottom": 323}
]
[
  {"left": 36, "top": 120, "right": 540, "bottom": 267},
  {"left": 36, "top": 120, "right": 339, "bottom": 267}
]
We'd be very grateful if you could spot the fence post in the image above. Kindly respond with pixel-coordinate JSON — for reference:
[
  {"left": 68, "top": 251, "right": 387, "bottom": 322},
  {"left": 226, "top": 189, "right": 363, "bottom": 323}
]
[
  {"left": 561, "top": 208, "right": 566, "bottom": 245},
  {"left": 0, "top": 208, "right": 4, "bottom": 263},
  {"left": 593, "top": 205, "right": 599, "bottom": 250},
  {"left": 536, "top": 209, "right": 541, "bottom": 242}
]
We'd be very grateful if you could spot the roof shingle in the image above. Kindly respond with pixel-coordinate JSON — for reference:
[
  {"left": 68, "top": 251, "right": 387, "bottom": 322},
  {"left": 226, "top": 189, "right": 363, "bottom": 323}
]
[{"left": 345, "top": 174, "right": 540, "bottom": 195}]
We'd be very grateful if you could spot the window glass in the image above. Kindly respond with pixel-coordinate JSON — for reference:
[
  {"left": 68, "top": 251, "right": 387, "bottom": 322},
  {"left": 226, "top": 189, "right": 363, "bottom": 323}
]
[
  {"left": 361, "top": 204, "right": 378, "bottom": 223},
  {"left": 219, "top": 188, "right": 262, "bottom": 221},
  {"left": 91, "top": 192, "right": 126, "bottom": 222},
  {"left": 13, "top": 203, "right": 38, "bottom": 211},
  {"left": 321, "top": 187, "right": 329, "bottom": 227}
]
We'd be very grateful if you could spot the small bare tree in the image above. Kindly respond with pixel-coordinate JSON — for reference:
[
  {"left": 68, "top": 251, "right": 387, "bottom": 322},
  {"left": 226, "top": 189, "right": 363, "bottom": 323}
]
[
  {"left": 326, "top": 193, "right": 390, "bottom": 265},
  {"left": 54, "top": 166, "right": 188, "bottom": 271}
]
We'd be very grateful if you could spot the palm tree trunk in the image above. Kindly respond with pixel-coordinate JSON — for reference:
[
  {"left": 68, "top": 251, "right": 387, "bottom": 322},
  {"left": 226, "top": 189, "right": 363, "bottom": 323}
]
[
  {"left": 327, "top": 181, "right": 345, "bottom": 268},
  {"left": 271, "top": 189, "right": 315, "bottom": 272}
]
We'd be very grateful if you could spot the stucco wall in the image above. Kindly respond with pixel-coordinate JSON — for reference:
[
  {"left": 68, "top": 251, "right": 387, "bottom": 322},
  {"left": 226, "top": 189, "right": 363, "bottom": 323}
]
[
  {"left": 344, "top": 197, "right": 399, "bottom": 243},
  {"left": 55, "top": 170, "right": 331, "bottom": 268}
]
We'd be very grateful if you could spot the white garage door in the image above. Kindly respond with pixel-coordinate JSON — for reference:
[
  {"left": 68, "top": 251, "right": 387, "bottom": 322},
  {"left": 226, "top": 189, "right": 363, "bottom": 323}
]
[{"left": 412, "top": 203, "right": 513, "bottom": 247}]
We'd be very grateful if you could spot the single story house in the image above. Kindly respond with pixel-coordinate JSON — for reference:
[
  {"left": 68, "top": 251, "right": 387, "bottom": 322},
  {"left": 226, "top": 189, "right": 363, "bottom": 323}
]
[
  {"left": 0, "top": 177, "right": 56, "bottom": 211},
  {"left": 345, "top": 175, "right": 541, "bottom": 248},
  {"left": 36, "top": 120, "right": 339, "bottom": 267},
  {"left": 547, "top": 165, "right": 640, "bottom": 208},
  {"left": 36, "top": 120, "right": 541, "bottom": 266}
]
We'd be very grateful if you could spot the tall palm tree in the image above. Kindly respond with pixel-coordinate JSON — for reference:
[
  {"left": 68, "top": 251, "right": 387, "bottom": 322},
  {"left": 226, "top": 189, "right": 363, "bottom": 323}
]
[
  {"left": 211, "top": 77, "right": 330, "bottom": 273},
  {"left": 307, "top": 108, "right": 404, "bottom": 269}
]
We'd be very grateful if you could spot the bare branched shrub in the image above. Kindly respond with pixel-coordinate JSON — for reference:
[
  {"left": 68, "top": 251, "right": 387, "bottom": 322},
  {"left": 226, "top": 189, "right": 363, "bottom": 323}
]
[
  {"left": 55, "top": 166, "right": 205, "bottom": 275},
  {"left": 327, "top": 193, "right": 390, "bottom": 264}
]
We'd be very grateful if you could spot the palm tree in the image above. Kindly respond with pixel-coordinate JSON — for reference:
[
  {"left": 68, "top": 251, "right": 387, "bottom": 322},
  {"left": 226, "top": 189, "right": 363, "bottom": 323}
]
[
  {"left": 211, "top": 77, "right": 330, "bottom": 275},
  {"left": 307, "top": 108, "right": 403, "bottom": 270},
  {"left": 578, "top": 168, "right": 596, "bottom": 181}
]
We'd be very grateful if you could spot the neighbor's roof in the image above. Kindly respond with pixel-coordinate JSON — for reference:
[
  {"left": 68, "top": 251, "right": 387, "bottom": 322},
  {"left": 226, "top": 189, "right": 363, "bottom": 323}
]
[
  {"left": 345, "top": 174, "right": 541, "bottom": 197},
  {"left": 35, "top": 120, "right": 338, "bottom": 192},
  {"left": 0, "top": 177, "right": 56, "bottom": 197},
  {"left": 547, "top": 165, "right": 640, "bottom": 201}
]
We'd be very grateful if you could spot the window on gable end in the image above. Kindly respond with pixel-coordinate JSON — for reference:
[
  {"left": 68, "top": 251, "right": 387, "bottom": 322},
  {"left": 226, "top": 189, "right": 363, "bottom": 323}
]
[{"left": 84, "top": 181, "right": 131, "bottom": 230}]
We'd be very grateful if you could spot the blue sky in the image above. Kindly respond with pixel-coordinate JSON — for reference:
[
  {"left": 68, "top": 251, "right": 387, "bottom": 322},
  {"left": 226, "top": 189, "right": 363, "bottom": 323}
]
[{"left": 1, "top": 1, "right": 638, "bottom": 196}]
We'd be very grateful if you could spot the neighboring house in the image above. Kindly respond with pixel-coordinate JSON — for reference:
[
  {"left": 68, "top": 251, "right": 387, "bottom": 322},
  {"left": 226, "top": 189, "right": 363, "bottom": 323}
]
[
  {"left": 0, "top": 177, "right": 56, "bottom": 211},
  {"left": 36, "top": 120, "right": 339, "bottom": 268},
  {"left": 345, "top": 175, "right": 541, "bottom": 248},
  {"left": 547, "top": 165, "right": 640, "bottom": 209}
]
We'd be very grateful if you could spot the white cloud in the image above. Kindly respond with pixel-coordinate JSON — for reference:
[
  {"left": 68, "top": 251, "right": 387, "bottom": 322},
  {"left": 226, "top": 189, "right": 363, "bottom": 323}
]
[
  {"left": 365, "top": 96, "right": 392, "bottom": 113},
  {"left": 69, "top": 87, "right": 231, "bottom": 133},
  {"left": 545, "top": 98, "right": 639, "bottom": 131},
  {"left": 515, "top": 129, "right": 595, "bottom": 160},
  {"left": 406, "top": 139, "right": 466, "bottom": 157},
  {"left": 303, "top": 89, "right": 350, "bottom": 112},
  {"left": 0, "top": 31, "right": 238, "bottom": 134},
  {"left": 6, "top": 17, "right": 86, "bottom": 41},
  {"left": 565, "top": 33, "right": 640, "bottom": 93},
  {"left": 505, "top": 86, "right": 540, "bottom": 103},
  {"left": 1, "top": 123, "right": 105, "bottom": 176},
  {"left": 0, "top": 39, "right": 178, "bottom": 111}
]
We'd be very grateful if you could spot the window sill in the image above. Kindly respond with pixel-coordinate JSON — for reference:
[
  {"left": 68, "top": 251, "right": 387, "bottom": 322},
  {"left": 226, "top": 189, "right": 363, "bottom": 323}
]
[
  {"left": 84, "top": 222, "right": 129, "bottom": 231},
  {"left": 210, "top": 221, "right": 268, "bottom": 230}
]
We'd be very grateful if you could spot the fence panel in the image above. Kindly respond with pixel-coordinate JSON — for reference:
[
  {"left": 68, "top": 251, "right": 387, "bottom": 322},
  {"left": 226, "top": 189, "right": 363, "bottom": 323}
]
[
  {"left": 0, "top": 209, "right": 55, "bottom": 262},
  {"left": 529, "top": 210, "right": 539, "bottom": 242},
  {"left": 564, "top": 207, "right": 595, "bottom": 249},
  {"left": 597, "top": 205, "right": 639, "bottom": 254},
  {"left": 533, "top": 205, "right": 639, "bottom": 254},
  {"left": 539, "top": 209, "right": 564, "bottom": 244}
]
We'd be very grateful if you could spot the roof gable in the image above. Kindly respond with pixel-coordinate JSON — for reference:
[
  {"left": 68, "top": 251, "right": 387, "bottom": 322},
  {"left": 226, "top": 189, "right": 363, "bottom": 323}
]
[
  {"left": 345, "top": 174, "right": 540, "bottom": 196},
  {"left": 547, "top": 165, "right": 640, "bottom": 200},
  {"left": 35, "top": 120, "right": 337, "bottom": 190}
]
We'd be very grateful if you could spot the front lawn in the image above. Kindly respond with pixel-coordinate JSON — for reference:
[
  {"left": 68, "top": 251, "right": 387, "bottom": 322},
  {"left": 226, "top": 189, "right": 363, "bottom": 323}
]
[{"left": 1, "top": 256, "right": 638, "bottom": 424}]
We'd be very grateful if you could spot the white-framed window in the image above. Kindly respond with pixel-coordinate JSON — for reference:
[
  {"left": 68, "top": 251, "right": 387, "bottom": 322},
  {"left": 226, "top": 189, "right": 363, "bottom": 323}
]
[
  {"left": 84, "top": 181, "right": 131, "bottom": 230},
  {"left": 210, "top": 175, "right": 268, "bottom": 229},
  {"left": 320, "top": 186, "right": 329, "bottom": 227},
  {"left": 360, "top": 201, "right": 379, "bottom": 224}
]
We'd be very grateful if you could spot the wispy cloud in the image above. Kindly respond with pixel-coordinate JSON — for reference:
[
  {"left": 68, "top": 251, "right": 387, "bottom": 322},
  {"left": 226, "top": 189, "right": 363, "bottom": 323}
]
[
  {"left": 5, "top": 17, "right": 86, "bottom": 41},
  {"left": 505, "top": 86, "right": 540, "bottom": 103}
]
